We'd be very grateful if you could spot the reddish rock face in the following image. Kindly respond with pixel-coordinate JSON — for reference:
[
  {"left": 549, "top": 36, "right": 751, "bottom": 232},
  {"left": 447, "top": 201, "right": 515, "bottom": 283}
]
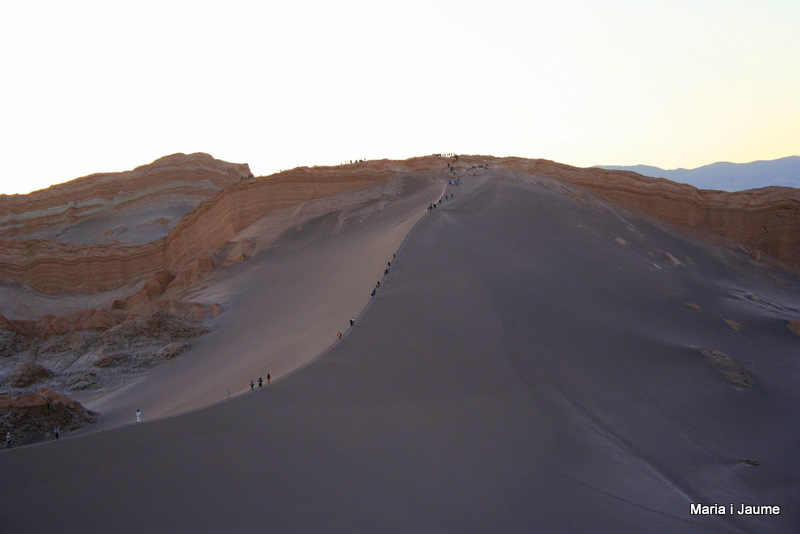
[
  {"left": 0, "top": 154, "right": 397, "bottom": 296},
  {"left": 0, "top": 152, "right": 250, "bottom": 239},
  {"left": 11, "top": 308, "right": 122, "bottom": 338}
]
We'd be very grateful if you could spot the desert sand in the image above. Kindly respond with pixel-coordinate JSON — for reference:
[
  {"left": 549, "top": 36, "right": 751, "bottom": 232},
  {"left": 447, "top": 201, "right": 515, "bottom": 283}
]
[
  {"left": 78, "top": 173, "right": 443, "bottom": 430},
  {"left": 1, "top": 165, "right": 798, "bottom": 532}
]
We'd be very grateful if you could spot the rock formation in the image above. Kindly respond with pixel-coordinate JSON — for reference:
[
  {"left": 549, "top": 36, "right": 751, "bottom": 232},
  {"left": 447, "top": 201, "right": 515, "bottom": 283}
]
[
  {"left": 0, "top": 311, "right": 210, "bottom": 398},
  {"left": 0, "top": 388, "right": 96, "bottom": 442},
  {"left": 0, "top": 152, "right": 250, "bottom": 240}
]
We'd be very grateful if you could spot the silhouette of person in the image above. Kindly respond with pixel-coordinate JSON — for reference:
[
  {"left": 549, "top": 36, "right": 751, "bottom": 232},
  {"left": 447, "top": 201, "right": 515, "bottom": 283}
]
[
  {"left": 5, "top": 432, "right": 10, "bottom": 449},
  {"left": 250, "top": 380, "right": 254, "bottom": 390},
  {"left": 136, "top": 409, "right": 142, "bottom": 423},
  {"left": 350, "top": 318, "right": 354, "bottom": 326},
  {"left": 54, "top": 427, "right": 59, "bottom": 440},
  {"left": 258, "top": 377, "right": 263, "bottom": 387}
]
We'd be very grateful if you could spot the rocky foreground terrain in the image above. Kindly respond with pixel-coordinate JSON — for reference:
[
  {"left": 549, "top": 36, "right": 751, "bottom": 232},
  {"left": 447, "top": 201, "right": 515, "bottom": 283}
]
[{"left": 1, "top": 152, "right": 799, "bottom": 443}]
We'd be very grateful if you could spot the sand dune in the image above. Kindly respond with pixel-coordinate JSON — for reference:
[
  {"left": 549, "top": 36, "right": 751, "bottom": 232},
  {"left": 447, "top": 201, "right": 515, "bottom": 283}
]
[
  {"left": 79, "top": 174, "right": 443, "bottom": 430},
  {"left": 2, "top": 168, "right": 798, "bottom": 532}
]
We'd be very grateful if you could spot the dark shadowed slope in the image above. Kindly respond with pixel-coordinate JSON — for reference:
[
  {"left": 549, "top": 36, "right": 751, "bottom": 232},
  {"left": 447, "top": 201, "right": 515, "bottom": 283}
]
[{"left": 1, "top": 170, "right": 799, "bottom": 533}]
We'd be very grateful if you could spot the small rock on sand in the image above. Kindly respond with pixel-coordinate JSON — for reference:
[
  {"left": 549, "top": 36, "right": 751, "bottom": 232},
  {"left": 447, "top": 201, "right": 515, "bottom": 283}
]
[
  {"left": 724, "top": 319, "right": 742, "bottom": 331},
  {"left": 787, "top": 319, "right": 800, "bottom": 338},
  {"left": 700, "top": 348, "right": 752, "bottom": 388}
]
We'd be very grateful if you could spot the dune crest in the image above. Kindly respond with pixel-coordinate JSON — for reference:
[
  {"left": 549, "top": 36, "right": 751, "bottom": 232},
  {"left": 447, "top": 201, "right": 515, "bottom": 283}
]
[{"left": 1, "top": 154, "right": 798, "bottom": 301}]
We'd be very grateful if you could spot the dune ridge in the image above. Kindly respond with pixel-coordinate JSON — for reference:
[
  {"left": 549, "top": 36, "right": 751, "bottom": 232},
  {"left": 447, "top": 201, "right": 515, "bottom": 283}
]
[{"left": 1, "top": 154, "right": 798, "bottom": 301}]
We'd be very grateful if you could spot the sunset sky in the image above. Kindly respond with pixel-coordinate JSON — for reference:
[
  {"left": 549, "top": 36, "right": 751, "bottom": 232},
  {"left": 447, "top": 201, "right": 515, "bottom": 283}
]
[{"left": 1, "top": 0, "right": 798, "bottom": 194}]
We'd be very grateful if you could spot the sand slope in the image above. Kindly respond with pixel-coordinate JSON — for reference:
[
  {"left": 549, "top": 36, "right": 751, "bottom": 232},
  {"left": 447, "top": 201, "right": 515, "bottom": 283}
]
[
  {"left": 78, "top": 174, "right": 443, "bottom": 431},
  {"left": 1, "top": 170, "right": 798, "bottom": 533}
]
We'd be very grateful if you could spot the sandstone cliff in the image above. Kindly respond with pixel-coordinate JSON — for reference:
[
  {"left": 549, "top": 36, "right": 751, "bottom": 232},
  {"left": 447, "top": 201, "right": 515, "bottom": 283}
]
[
  {"left": 0, "top": 156, "right": 435, "bottom": 296},
  {"left": 0, "top": 152, "right": 251, "bottom": 241}
]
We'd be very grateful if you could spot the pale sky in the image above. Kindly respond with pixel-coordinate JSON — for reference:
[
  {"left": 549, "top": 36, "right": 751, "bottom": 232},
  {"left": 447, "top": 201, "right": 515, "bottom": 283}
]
[{"left": 1, "top": 0, "right": 798, "bottom": 195}]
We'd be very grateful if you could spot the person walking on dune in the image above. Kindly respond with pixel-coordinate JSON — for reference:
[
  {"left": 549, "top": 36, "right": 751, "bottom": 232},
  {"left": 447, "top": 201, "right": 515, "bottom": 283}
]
[
  {"left": 350, "top": 318, "right": 354, "bottom": 327},
  {"left": 54, "top": 427, "right": 59, "bottom": 440},
  {"left": 136, "top": 409, "right": 142, "bottom": 423},
  {"left": 5, "top": 432, "right": 11, "bottom": 449},
  {"left": 267, "top": 374, "right": 271, "bottom": 384},
  {"left": 258, "top": 377, "right": 263, "bottom": 388},
  {"left": 250, "top": 380, "right": 254, "bottom": 390}
]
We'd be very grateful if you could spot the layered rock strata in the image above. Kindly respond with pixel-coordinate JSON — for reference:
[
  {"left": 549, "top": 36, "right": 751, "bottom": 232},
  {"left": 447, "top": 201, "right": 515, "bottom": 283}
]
[
  {"left": 0, "top": 158, "right": 408, "bottom": 296},
  {"left": 0, "top": 153, "right": 250, "bottom": 239}
]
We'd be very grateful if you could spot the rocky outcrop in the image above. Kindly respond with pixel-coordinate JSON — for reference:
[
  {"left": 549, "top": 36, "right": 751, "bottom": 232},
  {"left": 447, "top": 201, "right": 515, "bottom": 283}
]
[
  {"left": 0, "top": 388, "right": 96, "bottom": 441},
  {"left": 700, "top": 348, "right": 753, "bottom": 388},
  {"left": 0, "top": 156, "right": 404, "bottom": 296},
  {"left": 0, "top": 153, "right": 250, "bottom": 239},
  {"left": 5, "top": 362, "right": 53, "bottom": 388},
  {"left": 11, "top": 308, "right": 121, "bottom": 338},
  {"left": 1, "top": 311, "right": 211, "bottom": 398}
]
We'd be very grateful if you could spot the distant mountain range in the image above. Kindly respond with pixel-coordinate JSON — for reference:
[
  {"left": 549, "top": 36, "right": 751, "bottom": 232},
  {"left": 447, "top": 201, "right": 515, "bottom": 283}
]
[{"left": 596, "top": 156, "right": 800, "bottom": 192}]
